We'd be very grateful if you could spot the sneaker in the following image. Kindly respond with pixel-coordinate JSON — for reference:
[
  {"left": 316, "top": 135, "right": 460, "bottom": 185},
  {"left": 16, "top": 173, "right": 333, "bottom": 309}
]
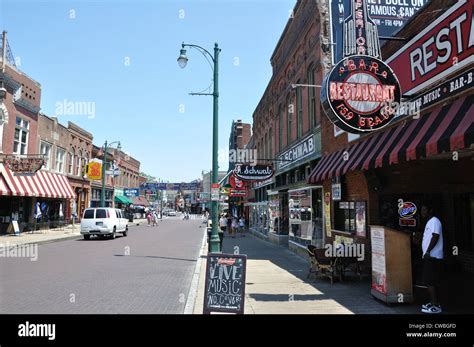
[
  {"left": 422, "top": 302, "right": 433, "bottom": 310},
  {"left": 421, "top": 305, "right": 442, "bottom": 314}
]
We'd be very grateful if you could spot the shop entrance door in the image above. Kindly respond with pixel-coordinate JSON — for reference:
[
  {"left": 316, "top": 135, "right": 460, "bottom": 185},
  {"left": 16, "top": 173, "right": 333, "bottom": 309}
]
[{"left": 312, "top": 188, "right": 323, "bottom": 247}]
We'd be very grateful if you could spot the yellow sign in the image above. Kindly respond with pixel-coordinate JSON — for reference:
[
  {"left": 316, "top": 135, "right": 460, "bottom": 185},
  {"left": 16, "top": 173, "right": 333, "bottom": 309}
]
[
  {"left": 86, "top": 162, "right": 102, "bottom": 180},
  {"left": 325, "top": 192, "right": 332, "bottom": 238}
]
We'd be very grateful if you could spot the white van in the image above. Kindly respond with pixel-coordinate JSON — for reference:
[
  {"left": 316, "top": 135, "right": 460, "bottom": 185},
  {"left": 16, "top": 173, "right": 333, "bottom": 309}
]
[{"left": 80, "top": 208, "right": 128, "bottom": 240}]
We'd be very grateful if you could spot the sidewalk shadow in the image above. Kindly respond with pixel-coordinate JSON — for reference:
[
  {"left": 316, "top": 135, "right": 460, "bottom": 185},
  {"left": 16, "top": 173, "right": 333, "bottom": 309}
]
[{"left": 219, "top": 234, "right": 435, "bottom": 314}]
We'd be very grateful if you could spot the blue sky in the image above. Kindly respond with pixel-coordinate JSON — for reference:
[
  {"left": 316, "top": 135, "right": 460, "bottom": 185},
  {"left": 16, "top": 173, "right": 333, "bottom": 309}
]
[{"left": 1, "top": 0, "right": 296, "bottom": 182}]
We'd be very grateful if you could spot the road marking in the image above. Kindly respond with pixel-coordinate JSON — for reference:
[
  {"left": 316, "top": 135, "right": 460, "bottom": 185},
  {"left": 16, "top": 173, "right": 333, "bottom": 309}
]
[{"left": 184, "top": 226, "right": 207, "bottom": 314}]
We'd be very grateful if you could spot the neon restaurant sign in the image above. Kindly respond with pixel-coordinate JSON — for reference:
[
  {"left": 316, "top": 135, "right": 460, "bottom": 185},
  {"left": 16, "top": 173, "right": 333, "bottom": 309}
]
[{"left": 321, "top": 0, "right": 401, "bottom": 134}]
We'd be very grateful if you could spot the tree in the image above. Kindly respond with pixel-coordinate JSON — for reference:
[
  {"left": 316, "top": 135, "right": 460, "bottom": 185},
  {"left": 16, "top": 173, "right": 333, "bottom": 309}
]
[{"left": 140, "top": 172, "right": 157, "bottom": 182}]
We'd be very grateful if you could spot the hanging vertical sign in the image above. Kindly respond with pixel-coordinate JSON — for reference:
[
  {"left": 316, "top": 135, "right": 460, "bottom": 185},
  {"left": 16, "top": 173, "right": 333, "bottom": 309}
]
[
  {"left": 324, "top": 192, "right": 332, "bottom": 237},
  {"left": 322, "top": 0, "right": 401, "bottom": 134}
]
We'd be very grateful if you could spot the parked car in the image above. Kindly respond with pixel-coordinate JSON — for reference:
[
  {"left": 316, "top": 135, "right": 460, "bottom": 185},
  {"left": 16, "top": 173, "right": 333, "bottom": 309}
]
[
  {"left": 167, "top": 210, "right": 177, "bottom": 216},
  {"left": 80, "top": 208, "right": 128, "bottom": 240}
]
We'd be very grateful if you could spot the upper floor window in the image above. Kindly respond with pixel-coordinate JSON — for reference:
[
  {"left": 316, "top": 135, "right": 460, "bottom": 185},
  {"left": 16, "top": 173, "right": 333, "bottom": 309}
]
[
  {"left": 287, "top": 98, "right": 293, "bottom": 145},
  {"left": 307, "top": 66, "right": 317, "bottom": 128},
  {"left": 68, "top": 149, "right": 75, "bottom": 175},
  {"left": 14, "top": 117, "right": 29, "bottom": 155},
  {"left": 40, "top": 141, "right": 52, "bottom": 170},
  {"left": 296, "top": 82, "right": 303, "bottom": 139},
  {"left": 279, "top": 105, "right": 284, "bottom": 151},
  {"left": 56, "top": 148, "right": 65, "bottom": 173},
  {"left": 76, "top": 150, "right": 82, "bottom": 176}
]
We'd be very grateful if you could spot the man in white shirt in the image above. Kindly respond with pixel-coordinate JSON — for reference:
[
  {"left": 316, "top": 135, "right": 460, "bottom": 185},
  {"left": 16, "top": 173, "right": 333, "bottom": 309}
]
[{"left": 420, "top": 202, "right": 443, "bottom": 314}]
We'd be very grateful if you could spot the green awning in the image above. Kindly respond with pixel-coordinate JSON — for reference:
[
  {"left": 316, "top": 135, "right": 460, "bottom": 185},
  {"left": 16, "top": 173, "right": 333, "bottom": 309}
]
[{"left": 115, "top": 195, "right": 133, "bottom": 204}]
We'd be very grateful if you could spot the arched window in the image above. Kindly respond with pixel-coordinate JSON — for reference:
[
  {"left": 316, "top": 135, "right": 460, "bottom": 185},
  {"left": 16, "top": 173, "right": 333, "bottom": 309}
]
[
  {"left": 278, "top": 105, "right": 284, "bottom": 151},
  {"left": 263, "top": 133, "right": 267, "bottom": 162},
  {"left": 296, "top": 80, "right": 303, "bottom": 138},
  {"left": 287, "top": 96, "right": 293, "bottom": 145},
  {"left": 269, "top": 129, "right": 273, "bottom": 160},
  {"left": 68, "top": 148, "right": 75, "bottom": 175},
  {"left": 307, "top": 65, "right": 317, "bottom": 128},
  {"left": 76, "top": 150, "right": 82, "bottom": 176}
]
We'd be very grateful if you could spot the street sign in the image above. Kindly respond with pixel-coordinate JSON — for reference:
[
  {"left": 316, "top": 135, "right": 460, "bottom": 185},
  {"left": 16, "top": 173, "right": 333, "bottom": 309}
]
[
  {"left": 203, "top": 253, "right": 247, "bottom": 314},
  {"left": 211, "top": 184, "right": 220, "bottom": 201},
  {"left": 124, "top": 188, "right": 140, "bottom": 197}
]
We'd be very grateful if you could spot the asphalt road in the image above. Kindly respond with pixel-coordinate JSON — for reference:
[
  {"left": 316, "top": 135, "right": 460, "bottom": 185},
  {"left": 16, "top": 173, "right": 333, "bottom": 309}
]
[{"left": 0, "top": 217, "right": 205, "bottom": 313}]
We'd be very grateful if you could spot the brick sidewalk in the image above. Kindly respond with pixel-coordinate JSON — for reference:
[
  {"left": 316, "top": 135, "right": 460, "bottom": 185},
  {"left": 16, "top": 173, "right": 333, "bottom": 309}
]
[
  {"left": 0, "top": 218, "right": 149, "bottom": 248},
  {"left": 193, "top": 232, "right": 421, "bottom": 314}
]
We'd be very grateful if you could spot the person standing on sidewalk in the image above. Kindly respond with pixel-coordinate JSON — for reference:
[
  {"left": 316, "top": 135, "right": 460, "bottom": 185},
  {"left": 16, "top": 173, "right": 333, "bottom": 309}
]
[
  {"left": 238, "top": 216, "right": 246, "bottom": 237},
  {"left": 219, "top": 214, "right": 227, "bottom": 232},
  {"left": 420, "top": 202, "right": 444, "bottom": 314}
]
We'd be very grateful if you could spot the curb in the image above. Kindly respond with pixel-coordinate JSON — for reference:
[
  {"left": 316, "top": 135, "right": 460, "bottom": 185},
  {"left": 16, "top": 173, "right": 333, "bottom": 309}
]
[
  {"left": 184, "top": 226, "right": 208, "bottom": 314},
  {"left": 0, "top": 232, "right": 82, "bottom": 250}
]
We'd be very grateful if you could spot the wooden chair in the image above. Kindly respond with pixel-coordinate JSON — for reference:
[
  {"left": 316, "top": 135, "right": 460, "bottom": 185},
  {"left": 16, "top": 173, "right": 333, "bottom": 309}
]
[{"left": 307, "top": 245, "right": 341, "bottom": 284}]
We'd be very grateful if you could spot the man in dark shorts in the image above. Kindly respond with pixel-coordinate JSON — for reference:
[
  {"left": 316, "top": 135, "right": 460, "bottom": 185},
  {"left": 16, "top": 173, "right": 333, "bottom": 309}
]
[{"left": 420, "top": 202, "right": 443, "bottom": 314}]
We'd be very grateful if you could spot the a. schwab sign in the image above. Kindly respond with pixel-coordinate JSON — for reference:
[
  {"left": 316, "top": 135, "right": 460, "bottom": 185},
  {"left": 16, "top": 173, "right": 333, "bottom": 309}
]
[
  {"left": 277, "top": 134, "right": 316, "bottom": 171},
  {"left": 386, "top": 0, "right": 473, "bottom": 95},
  {"left": 330, "top": 0, "right": 426, "bottom": 63},
  {"left": 124, "top": 188, "right": 140, "bottom": 197}
]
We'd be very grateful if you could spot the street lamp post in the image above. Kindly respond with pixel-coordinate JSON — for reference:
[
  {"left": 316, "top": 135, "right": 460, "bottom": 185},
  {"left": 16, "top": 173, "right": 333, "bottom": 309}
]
[
  {"left": 100, "top": 140, "right": 121, "bottom": 208},
  {"left": 178, "top": 42, "right": 221, "bottom": 253}
]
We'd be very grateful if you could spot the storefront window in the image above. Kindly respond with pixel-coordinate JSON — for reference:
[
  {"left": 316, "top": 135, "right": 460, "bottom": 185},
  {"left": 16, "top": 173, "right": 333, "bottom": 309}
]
[
  {"left": 334, "top": 201, "right": 356, "bottom": 233},
  {"left": 289, "top": 188, "right": 313, "bottom": 244},
  {"left": 269, "top": 195, "right": 280, "bottom": 234}
]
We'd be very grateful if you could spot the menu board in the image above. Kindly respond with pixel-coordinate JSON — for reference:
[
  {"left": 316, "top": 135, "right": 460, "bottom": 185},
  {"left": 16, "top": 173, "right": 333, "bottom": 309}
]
[
  {"left": 203, "top": 253, "right": 247, "bottom": 314},
  {"left": 371, "top": 226, "right": 387, "bottom": 295}
]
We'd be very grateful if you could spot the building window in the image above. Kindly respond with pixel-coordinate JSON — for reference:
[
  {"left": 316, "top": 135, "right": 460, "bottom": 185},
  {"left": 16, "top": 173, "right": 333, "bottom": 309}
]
[
  {"left": 81, "top": 157, "right": 87, "bottom": 177},
  {"left": 14, "top": 117, "right": 29, "bottom": 155},
  {"left": 55, "top": 148, "right": 65, "bottom": 173},
  {"left": 68, "top": 149, "right": 74, "bottom": 175},
  {"left": 76, "top": 151, "right": 82, "bottom": 176},
  {"left": 287, "top": 98, "right": 292, "bottom": 145},
  {"left": 308, "top": 66, "right": 316, "bottom": 128},
  {"left": 269, "top": 129, "right": 273, "bottom": 160},
  {"left": 264, "top": 133, "right": 268, "bottom": 161},
  {"left": 40, "top": 141, "right": 52, "bottom": 170},
  {"left": 334, "top": 201, "right": 356, "bottom": 233},
  {"left": 296, "top": 82, "right": 303, "bottom": 138},
  {"left": 279, "top": 105, "right": 284, "bottom": 151}
]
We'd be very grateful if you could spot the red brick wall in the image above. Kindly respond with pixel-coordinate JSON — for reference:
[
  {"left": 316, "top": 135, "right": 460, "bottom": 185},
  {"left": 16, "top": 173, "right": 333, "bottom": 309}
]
[
  {"left": 2, "top": 91, "right": 38, "bottom": 155},
  {"left": 253, "top": 0, "right": 324, "bottom": 159}
]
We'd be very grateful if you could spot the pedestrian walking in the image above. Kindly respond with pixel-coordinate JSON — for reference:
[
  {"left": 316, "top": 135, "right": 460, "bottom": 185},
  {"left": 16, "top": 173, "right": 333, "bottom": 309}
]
[
  {"left": 420, "top": 201, "right": 444, "bottom": 314},
  {"left": 219, "top": 214, "right": 227, "bottom": 233},
  {"left": 239, "top": 216, "right": 245, "bottom": 236},
  {"left": 152, "top": 211, "right": 158, "bottom": 227},
  {"left": 231, "top": 217, "right": 238, "bottom": 238},
  {"left": 227, "top": 214, "right": 233, "bottom": 237},
  {"left": 147, "top": 211, "right": 152, "bottom": 226}
]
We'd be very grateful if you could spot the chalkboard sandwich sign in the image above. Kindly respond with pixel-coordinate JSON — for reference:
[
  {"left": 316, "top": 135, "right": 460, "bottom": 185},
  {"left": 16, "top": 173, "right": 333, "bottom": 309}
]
[{"left": 203, "top": 253, "right": 247, "bottom": 314}]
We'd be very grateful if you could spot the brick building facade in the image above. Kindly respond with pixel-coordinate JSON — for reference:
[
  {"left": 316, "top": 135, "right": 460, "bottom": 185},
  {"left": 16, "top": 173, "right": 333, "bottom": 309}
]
[{"left": 249, "top": 0, "right": 331, "bottom": 250}]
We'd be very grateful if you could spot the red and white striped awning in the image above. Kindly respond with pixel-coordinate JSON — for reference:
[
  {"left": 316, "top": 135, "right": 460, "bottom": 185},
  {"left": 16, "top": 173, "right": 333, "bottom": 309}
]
[
  {"left": 308, "top": 95, "right": 474, "bottom": 184},
  {"left": 0, "top": 164, "right": 76, "bottom": 199}
]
